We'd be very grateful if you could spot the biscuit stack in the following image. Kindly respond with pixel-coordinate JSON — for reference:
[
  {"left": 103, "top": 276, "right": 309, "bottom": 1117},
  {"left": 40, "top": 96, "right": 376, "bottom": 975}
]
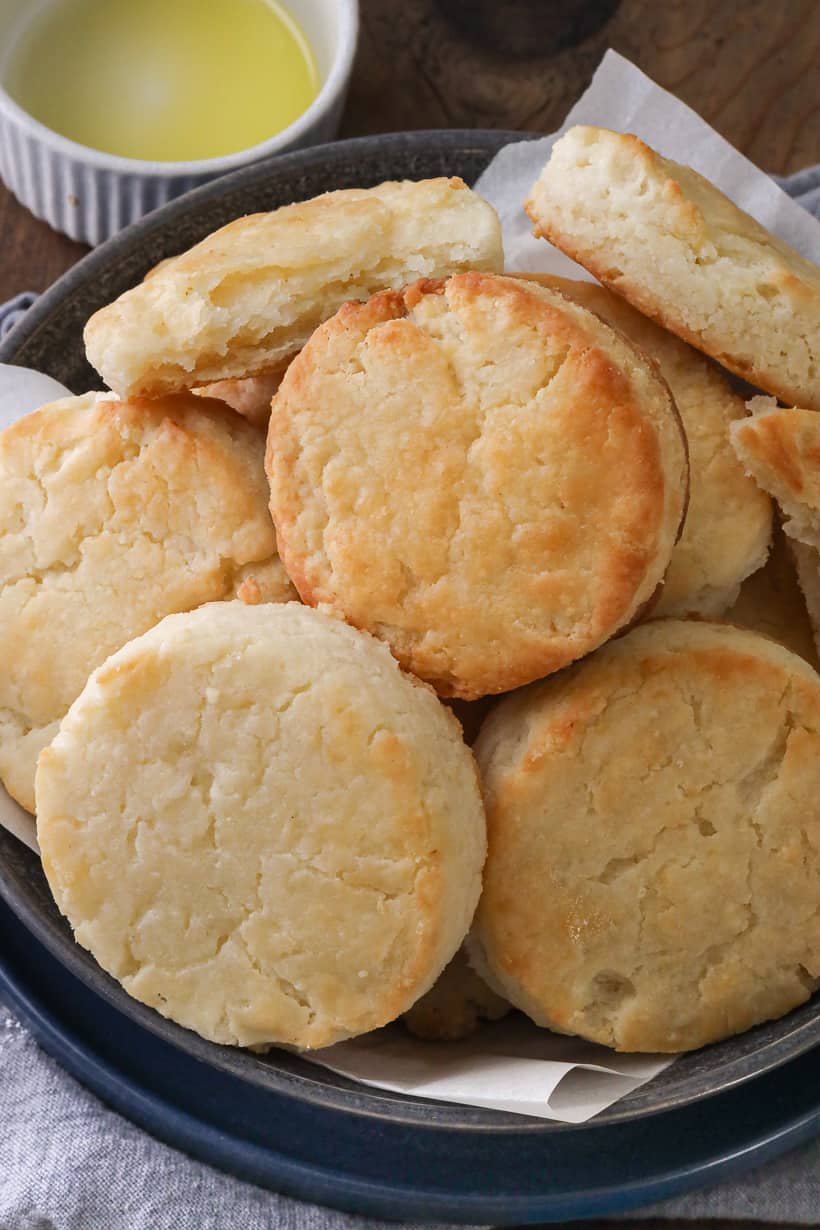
[{"left": 3, "top": 139, "right": 819, "bottom": 1057}]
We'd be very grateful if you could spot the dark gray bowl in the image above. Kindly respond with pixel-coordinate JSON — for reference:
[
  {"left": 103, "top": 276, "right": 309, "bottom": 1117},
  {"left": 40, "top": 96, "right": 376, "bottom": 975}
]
[{"left": 1, "top": 130, "right": 817, "bottom": 1130}]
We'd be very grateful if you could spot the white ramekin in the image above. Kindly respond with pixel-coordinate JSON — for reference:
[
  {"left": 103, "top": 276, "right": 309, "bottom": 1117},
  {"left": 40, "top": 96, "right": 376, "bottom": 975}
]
[{"left": 0, "top": 0, "right": 358, "bottom": 245}]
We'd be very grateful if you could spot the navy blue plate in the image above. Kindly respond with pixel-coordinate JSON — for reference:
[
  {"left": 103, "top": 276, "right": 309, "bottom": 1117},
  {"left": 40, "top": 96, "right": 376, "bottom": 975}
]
[{"left": 2, "top": 894, "right": 820, "bottom": 1223}]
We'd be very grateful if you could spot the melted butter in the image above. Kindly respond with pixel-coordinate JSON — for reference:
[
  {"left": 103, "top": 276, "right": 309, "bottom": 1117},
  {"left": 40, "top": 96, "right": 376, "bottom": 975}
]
[{"left": 5, "top": 0, "right": 319, "bottom": 161}]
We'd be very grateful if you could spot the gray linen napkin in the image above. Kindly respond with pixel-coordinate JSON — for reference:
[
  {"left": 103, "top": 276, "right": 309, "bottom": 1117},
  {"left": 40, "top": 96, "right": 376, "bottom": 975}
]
[
  {"left": 1, "top": 1000, "right": 818, "bottom": 1228},
  {"left": 0, "top": 166, "right": 818, "bottom": 1229}
]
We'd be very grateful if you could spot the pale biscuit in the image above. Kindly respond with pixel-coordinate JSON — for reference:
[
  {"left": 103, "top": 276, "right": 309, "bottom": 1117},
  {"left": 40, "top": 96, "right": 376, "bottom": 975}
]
[
  {"left": 724, "top": 523, "right": 818, "bottom": 667},
  {"left": 525, "top": 127, "right": 820, "bottom": 411},
  {"left": 403, "top": 947, "right": 509, "bottom": 1041},
  {"left": 84, "top": 178, "right": 503, "bottom": 398},
  {"left": 471, "top": 620, "right": 820, "bottom": 1053},
  {"left": 527, "top": 275, "right": 772, "bottom": 616},
  {"left": 36, "top": 602, "right": 486, "bottom": 1050},
  {"left": 267, "top": 272, "right": 688, "bottom": 699},
  {"left": 0, "top": 392, "right": 284, "bottom": 812}
]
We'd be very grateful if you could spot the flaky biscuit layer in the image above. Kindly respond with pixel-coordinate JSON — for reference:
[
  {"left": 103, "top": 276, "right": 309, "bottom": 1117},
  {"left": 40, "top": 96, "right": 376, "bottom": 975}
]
[
  {"left": 85, "top": 178, "right": 503, "bottom": 398},
  {"left": 525, "top": 127, "right": 820, "bottom": 411}
]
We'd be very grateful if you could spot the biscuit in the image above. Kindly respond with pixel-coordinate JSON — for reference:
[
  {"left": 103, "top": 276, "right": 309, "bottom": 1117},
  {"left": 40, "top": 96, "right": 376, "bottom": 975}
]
[
  {"left": 527, "top": 275, "right": 772, "bottom": 616},
  {"left": 730, "top": 401, "right": 820, "bottom": 657},
  {"left": 730, "top": 404, "right": 820, "bottom": 550},
  {"left": 724, "top": 523, "right": 818, "bottom": 667},
  {"left": 36, "top": 602, "right": 486, "bottom": 1050},
  {"left": 194, "top": 368, "right": 287, "bottom": 429},
  {"left": 403, "top": 947, "right": 509, "bottom": 1041},
  {"left": 524, "top": 127, "right": 820, "bottom": 411},
  {"left": 0, "top": 391, "right": 283, "bottom": 812},
  {"left": 267, "top": 272, "right": 688, "bottom": 699},
  {"left": 470, "top": 620, "right": 820, "bottom": 1053},
  {"left": 84, "top": 178, "right": 503, "bottom": 398}
]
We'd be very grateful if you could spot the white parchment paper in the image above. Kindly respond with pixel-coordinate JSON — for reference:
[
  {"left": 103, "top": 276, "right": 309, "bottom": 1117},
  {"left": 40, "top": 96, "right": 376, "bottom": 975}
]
[
  {"left": 475, "top": 48, "right": 820, "bottom": 273},
  {"left": 3, "top": 49, "right": 818, "bottom": 1121}
]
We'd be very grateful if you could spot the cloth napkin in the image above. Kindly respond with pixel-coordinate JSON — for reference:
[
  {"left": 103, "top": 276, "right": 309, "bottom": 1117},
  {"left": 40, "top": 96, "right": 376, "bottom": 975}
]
[{"left": 0, "top": 166, "right": 818, "bottom": 1229}]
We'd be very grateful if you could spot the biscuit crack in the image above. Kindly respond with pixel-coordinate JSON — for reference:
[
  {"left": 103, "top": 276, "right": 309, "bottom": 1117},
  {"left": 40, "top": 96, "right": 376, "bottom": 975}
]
[
  {"left": 233, "top": 928, "right": 316, "bottom": 1022},
  {"left": 737, "top": 714, "right": 793, "bottom": 821}
]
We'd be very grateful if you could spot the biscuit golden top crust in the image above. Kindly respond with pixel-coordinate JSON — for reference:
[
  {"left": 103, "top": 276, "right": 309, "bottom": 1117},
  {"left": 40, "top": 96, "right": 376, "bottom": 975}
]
[
  {"left": 525, "top": 127, "right": 820, "bottom": 411},
  {"left": 528, "top": 275, "right": 772, "bottom": 617},
  {"left": 0, "top": 392, "right": 282, "bottom": 813},
  {"left": 84, "top": 178, "right": 503, "bottom": 398},
  {"left": 36, "top": 602, "right": 486, "bottom": 1050},
  {"left": 731, "top": 406, "right": 820, "bottom": 548},
  {"left": 267, "top": 272, "right": 688, "bottom": 699},
  {"left": 471, "top": 620, "right": 820, "bottom": 1052}
]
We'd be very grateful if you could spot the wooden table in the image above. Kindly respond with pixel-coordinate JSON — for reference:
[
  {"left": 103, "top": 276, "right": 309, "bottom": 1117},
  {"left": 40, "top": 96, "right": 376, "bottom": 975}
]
[
  {"left": 1, "top": 0, "right": 818, "bottom": 302},
  {"left": 0, "top": 2, "right": 816, "bottom": 1227}
]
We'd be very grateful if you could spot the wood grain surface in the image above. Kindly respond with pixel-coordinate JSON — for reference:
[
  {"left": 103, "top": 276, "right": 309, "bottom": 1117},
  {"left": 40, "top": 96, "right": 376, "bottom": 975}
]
[{"left": 1, "top": 0, "right": 818, "bottom": 303}]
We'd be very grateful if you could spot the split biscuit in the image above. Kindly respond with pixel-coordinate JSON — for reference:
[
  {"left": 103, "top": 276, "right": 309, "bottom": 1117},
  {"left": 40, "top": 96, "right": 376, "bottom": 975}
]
[
  {"left": 36, "top": 602, "right": 487, "bottom": 1050},
  {"left": 731, "top": 402, "right": 820, "bottom": 658},
  {"left": 527, "top": 275, "right": 772, "bottom": 616},
  {"left": 84, "top": 178, "right": 503, "bottom": 398},
  {"left": 267, "top": 272, "right": 688, "bottom": 699},
  {"left": 525, "top": 127, "right": 820, "bottom": 411},
  {"left": 730, "top": 402, "right": 820, "bottom": 550},
  {"left": 0, "top": 391, "right": 285, "bottom": 812},
  {"left": 471, "top": 619, "right": 820, "bottom": 1052}
]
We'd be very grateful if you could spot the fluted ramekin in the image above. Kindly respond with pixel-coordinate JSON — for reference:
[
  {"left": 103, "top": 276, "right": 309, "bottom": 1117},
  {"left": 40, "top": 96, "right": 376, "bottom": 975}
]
[{"left": 0, "top": 0, "right": 358, "bottom": 245}]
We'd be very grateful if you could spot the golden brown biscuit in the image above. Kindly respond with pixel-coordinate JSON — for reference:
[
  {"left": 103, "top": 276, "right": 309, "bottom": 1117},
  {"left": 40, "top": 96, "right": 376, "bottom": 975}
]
[
  {"left": 403, "top": 947, "right": 509, "bottom": 1041},
  {"left": 527, "top": 275, "right": 772, "bottom": 616},
  {"left": 267, "top": 272, "right": 688, "bottom": 699},
  {"left": 84, "top": 178, "right": 503, "bottom": 398},
  {"left": 36, "top": 602, "right": 487, "bottom": 1050},
  {"left": 0, "top": 391, "right": 283, "bottom": 812},
  {"left": 471, "top": 619, "right": 820, "bottom": 1053},
  {"left": 525, "top": 127, "right": 820, "bottom": 411},
  {"left": 730, "top": 404, "right": 820, "bottom": 549}
]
